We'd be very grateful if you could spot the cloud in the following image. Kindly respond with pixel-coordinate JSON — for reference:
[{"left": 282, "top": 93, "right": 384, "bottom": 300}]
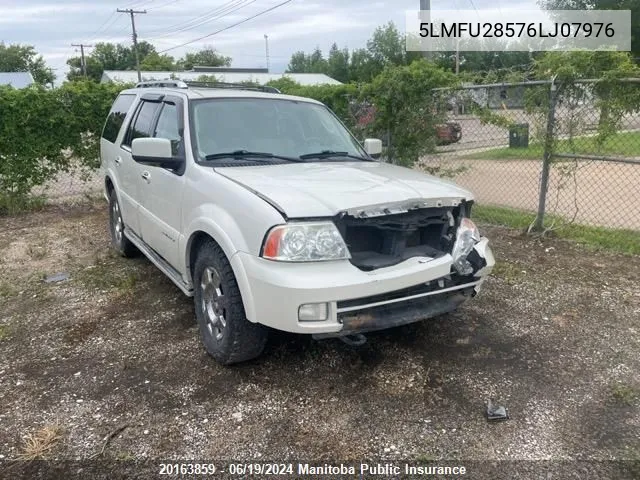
[{"left": 1, "top": 0, "right": 539, "bottom": 80}]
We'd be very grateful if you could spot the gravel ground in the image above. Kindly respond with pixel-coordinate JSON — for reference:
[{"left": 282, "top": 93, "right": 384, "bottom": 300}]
[{"left": 0, "top": 203, "right": 639, "bottom": 479}]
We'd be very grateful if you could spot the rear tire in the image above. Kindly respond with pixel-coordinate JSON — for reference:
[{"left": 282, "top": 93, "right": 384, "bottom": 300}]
[
  {"left": 108, "top": 190, "right": 138, "bottom": 257},
  {"left": 193, "top": 240, "right": 268, "bottom": 365}
]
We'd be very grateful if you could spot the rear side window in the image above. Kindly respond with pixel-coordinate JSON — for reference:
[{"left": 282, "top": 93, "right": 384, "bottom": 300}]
[
  {"left": 102, "top": 94, "right": 135, "bottom": 143},
  {"left": 123, "top": 101, "right": 162, "bottom": 147}
]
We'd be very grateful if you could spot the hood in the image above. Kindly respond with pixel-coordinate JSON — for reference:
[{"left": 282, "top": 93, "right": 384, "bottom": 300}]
[{"left": 214, "top": 162, "right": 474, "bottom": 218}]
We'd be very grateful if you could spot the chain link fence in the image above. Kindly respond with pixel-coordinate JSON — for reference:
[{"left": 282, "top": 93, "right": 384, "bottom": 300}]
[{"left": 423, "top": 80, "right": 640, "bottom": 232}]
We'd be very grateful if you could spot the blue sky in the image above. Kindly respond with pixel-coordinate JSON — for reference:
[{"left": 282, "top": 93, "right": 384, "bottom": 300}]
[{"left": 0, "top": 0, "right": 538, "bottom": 79}]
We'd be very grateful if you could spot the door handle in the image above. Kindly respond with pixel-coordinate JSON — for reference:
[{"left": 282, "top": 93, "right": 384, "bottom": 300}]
[
  {"left": 141, "top": 171, "right": 151, "bottom": 183},
  {"left": 114, "top": 156, "right": 122, "bottom": 166}
]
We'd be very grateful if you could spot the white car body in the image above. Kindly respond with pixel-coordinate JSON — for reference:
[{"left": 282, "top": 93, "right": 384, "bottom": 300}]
[{"left": 101, "top": 81, "right": 494, "bottom": 360}]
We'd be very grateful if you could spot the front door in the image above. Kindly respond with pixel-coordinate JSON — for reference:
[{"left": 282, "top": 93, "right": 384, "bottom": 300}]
[{"left": 136, "top": 96, "right": 186, "bottom": 270}]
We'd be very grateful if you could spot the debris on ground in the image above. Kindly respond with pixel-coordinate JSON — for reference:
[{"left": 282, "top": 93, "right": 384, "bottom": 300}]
[
  {"left": 44, "top": 272, "right": 70, "bottom": 283},
  {"left": 486, "top": 398, "right": 509, "bottom": 422}
]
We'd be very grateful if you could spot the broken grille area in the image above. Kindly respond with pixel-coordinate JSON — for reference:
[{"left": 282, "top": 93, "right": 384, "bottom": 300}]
[{"left": 335, "top": 206, "right": 463, "bottom": 271}]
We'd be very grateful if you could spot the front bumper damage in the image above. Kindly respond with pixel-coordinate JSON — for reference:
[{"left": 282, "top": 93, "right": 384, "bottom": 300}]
[
  {"left": 237, "top": 236, "right": 494, "bottom": 336},
  {"left": 316, "top": 236, "right": 494, "bottom": 339}
]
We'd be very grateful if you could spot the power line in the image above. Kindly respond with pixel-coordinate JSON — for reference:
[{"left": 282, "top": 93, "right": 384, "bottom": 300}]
[
  {"left": 71, "top": 43, "right": 93, "bottom": 77},
  {"left": 159, "top": 0, "right": 295, "bottom": 54},
  {"left": 117, "top": 8, "right": 148, "bottom": 82},
  {"left": 85, "top": 11, "right": 118, "bottom": 42},
  {"left": 142, "top": 0, "right": 257, "bottom": 39},
  {"left": 146, "top": 0, "right": 183, "bottom": 11}
]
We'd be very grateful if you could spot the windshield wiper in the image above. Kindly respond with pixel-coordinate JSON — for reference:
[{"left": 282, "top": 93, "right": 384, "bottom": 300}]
[
  {"left": 204, "top": 150, "right": 304, "bottom": 163},
  {"left": 299, "top": 150, "right": 372, "bottom": 161}
]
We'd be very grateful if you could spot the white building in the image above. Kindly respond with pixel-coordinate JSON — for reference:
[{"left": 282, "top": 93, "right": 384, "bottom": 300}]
[{"left": 100, "top": 70, "right": 342, "bottom": 86}]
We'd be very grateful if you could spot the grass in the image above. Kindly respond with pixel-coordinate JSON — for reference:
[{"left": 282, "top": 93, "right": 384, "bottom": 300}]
[
  {"left": 491, "top": 261, "right": 525, "bottom": 284},
  {"left": 0, "top": 282, "right": 17, "bottom": 299},
  {"left": 16, "top": 424, "right": 63, "bottom": 460},
  {"left": 465, "top": 131, "right": 640, "bottom": 160},
  {"left": 76, "top": 257, "right": 140, "bottom": 292},
  {"left": 473, "top": 205, "right": 640, "bottom": 255},
  {"left": 0, "top": 194, "right": 47, "bottom": 216},
  {"left": 0, "top": 324, "right": 10, "bottom": 341},
  {"left": 611, "top": 383, "right": 639, "bottom": 406}
]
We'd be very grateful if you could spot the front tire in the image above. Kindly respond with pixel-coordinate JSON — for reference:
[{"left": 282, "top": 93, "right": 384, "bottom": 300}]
[
  {"left": 193, "top": 240, "right": 268, "bottom": 365},
  {"left": 108, "top": 190, "right": 138, "bottom": 257}
]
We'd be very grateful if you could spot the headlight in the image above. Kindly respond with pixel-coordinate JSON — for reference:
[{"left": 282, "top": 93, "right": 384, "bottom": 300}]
[
  {"left": 261, "top": 222, "right": 351, "bottom": 262},
  {"left": 451, "top": 218, "right": 480, "bottom": 275}
]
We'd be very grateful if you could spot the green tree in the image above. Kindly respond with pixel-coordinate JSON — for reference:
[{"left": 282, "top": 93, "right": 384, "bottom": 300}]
[
  {"left": 367, "top": 22, "right": 407, "bottom": 69},
  {"left": 349, "top": 48, "right": 376, "bottom": 82},
  {"left": 538, "top": 0, "right": 640, "bottom": 56},
  {"left": 140, "top": 52, "right": 177, "bottom": 71},
  {"left": 327, "top": 43, "right": 350, "bottom": 83},
  {"left": 0, "top": 43, "right": 54, "bottom": 86},
  {"left": 67, "top": 41, "right": 167, "bottom": 81},
  {"left": 286, "top": 51, "right": 310, "bottom": 72},
  {"left": 177, "top": 47, "right": 231, "bottom": 70},
  {"left": 308, "top": 47, "right": 328, "bottom": 73},
  {"left": 365, "top": 60, "right": 458, "bottom": 165},
  {"left": 533, "top": 50, "right": 640, "bottom": 134}
]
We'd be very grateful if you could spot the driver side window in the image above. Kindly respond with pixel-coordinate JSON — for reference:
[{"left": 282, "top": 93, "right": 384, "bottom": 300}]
[{"left": 154, "top": 102, "right": 183, "bottom": 156}]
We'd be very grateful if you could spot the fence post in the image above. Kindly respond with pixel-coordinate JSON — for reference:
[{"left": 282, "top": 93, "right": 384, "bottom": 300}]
[{"left": 532, "top": 79, "right": 559, "bottom": 232}]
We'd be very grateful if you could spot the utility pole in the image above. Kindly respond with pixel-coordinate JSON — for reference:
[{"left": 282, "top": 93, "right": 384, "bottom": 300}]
[
  {"left": 71, "top": 43, "right": 92, "bottom": 77},
  {"left": 117, "top": 8, "right": 147, "bottom": 82},
  {"left": 455, "top": 38, "right": 460, "bottom": 75},
  {"left": 420, "top": 0, "right": 431, "bottom": 60},
  {"left": 264, "top": 34, "right": 270, "bottom": 72}
]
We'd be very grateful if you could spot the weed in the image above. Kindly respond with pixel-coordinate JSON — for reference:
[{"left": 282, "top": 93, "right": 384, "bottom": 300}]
[
  {"left": 611, "top": 383, "right": 639, "bottom": 406},
  {"left": 16, "top": 424, "right": 63, "bottom": 460},
  {"left": 0, "top": 324, "right": 10, "bottom": 340}
]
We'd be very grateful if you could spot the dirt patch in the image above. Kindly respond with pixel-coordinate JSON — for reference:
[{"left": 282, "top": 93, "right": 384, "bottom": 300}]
[{"left": 1, "top": 203, "right": 639, "bottom": 477}]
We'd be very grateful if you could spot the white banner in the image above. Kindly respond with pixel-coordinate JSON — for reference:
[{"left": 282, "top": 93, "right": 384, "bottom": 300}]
[{"left": 406, "top": 10, "right": 632, "bottom": 52}]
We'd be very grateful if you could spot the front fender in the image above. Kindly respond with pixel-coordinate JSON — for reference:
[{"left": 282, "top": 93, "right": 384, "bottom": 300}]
[{"left": 181, "top": 206, "right": 258, "bottom": 322}]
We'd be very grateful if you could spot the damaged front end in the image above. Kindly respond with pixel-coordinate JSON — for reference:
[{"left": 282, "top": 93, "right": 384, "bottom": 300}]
[
  {"left": 316, "top": 198, "right": 493, "bottom": 339},
  {"left": 333, "top": 197, "right": 485, "bottom": 274}
]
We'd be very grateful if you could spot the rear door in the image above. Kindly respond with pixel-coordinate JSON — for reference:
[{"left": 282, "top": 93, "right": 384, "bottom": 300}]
[
  {"left": 100, "top": 93, "right": 138, "bottom": 232},
  {"left": 118, "top": 96, "right": 163, "bottom": 236},
  {"left": 136, "top": 96, "right": 186, "bottom": 270}
]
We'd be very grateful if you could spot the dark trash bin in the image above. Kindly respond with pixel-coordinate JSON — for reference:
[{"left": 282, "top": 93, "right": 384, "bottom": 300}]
[{"left": 509, "top": 123, "right": 529, "bottom": 148}]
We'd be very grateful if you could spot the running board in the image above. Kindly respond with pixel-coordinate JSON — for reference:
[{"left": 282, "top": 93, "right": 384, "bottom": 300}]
[{"left": 124, "top": 230, "right": 194, "bottom": 297}]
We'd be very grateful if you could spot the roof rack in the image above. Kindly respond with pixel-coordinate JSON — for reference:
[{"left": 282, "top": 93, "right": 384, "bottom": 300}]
[
  {"left": 135, "top": 80, "right": 188, "bottom": 89},
  {"left": 134, "top": 79, "right": 280, "bottom": 94},
  {"left": 184, "top": 81, "right": 281, "bottom": 94}
]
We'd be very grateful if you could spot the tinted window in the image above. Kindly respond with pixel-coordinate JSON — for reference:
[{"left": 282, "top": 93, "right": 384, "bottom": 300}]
[
  {"left": 102, "top": 94, "right": 135, "bottom": 143},
  {"left": 154, "top": 103, "right": 182, "bottom": 155},
  {"left": 124, "top": 101, "right": 161, "bottom": 147},
  {"left": 191, "top": 99, "right": 364, "bottom": 161}
]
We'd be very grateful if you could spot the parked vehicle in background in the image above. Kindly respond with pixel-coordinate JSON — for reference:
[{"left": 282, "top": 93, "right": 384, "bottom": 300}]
[
  {"left": 436, "top": 121, "right": 463, "bottom": 145},
  {"left": 100, "top": 80, "right": 494, "bottom": 365}
]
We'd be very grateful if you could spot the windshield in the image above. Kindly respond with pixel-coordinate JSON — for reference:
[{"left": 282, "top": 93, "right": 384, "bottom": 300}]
[{"left": 190, "top": 98, "right": 366, "bottom": 161}]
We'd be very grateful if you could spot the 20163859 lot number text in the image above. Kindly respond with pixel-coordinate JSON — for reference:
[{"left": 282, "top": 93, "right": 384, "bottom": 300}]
[{"left": 159, "top": 463, "right": 217, "bottom": 475}]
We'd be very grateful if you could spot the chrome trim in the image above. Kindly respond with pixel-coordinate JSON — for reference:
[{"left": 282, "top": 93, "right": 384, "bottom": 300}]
[{"left": 336, "top": 280, "right": 481, "bottom": 314}]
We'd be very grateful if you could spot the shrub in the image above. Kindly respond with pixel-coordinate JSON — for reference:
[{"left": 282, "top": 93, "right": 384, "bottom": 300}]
[{"left": 0, "top": 81, "right": 128, "bottom": 210}]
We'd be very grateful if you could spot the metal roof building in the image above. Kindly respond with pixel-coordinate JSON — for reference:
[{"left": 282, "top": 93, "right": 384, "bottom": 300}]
[
  {"left": 0, "top": 72, "right": 35, "bottom": 88},
  {"left": 100, "top": 70, "right": 342, "bottom": 86}
]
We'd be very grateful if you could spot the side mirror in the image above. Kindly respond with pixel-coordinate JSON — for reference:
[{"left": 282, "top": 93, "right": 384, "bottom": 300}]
[
  {"left": 364, "top": 138, "right": 383, "bottom": 159},
  {"left": 132, "top": 138, "right": 183, "bottom": 169}
]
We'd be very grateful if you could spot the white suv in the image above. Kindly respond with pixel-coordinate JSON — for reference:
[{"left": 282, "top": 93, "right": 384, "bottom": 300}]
[{"left": 100, "top": 80, "right": 495, "bottom": 365}]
